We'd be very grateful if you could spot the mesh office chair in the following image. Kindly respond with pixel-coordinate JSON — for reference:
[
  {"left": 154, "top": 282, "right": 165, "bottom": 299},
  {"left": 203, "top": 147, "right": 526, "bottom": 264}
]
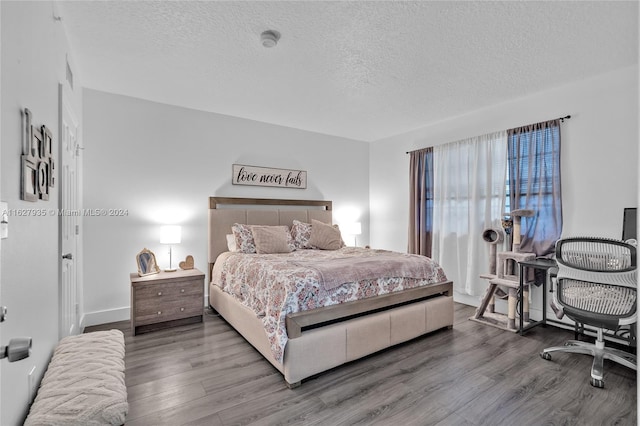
[{"left": 540, "top": 237, "right": 637, "bottom": 388}]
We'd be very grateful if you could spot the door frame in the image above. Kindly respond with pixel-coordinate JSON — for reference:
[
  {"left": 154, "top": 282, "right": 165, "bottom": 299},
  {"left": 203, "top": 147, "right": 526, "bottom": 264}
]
[{"left": 58, "top": 83, "right": 81, "bottom": 338}]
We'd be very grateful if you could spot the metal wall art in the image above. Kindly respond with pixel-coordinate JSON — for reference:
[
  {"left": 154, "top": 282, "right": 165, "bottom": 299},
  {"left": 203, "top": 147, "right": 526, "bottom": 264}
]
[{"left": 21, "top": 108, "right": 55, "bottom": 202}]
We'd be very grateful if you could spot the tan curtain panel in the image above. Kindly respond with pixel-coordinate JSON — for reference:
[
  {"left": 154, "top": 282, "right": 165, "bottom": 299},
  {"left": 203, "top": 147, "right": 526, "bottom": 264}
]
[{"left": 408, "top": 147, "right": 433, "bottom": 257}]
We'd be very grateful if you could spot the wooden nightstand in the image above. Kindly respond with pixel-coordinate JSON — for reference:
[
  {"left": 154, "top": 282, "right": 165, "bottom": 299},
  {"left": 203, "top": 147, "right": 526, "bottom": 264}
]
[{"left": 130, "top": 268, "right": 205, "bottom": 335}]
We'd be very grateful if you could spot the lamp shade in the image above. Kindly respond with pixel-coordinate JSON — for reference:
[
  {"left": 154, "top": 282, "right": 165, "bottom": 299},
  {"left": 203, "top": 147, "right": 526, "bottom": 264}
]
[
  {"left": 160, "top": 225, "right": 182, "bottom": 244},
  {"left": 343, "top": 222, "right": 362, "bottom": 235}
]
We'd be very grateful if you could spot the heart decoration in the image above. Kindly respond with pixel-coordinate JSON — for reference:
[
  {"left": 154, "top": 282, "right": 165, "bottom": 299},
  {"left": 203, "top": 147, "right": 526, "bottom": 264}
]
[{"left": 179, "top": 255, "right": 194, "bottom": 270}]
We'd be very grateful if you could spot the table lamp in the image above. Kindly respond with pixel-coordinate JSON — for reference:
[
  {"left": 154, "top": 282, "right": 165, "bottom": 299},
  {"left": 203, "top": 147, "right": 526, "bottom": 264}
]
[
  {"left": 160, "top": 225, "right": 181, "bottom": 272},
  {"left": 343, "top": 222, "right": 362, "bottom": 247}
]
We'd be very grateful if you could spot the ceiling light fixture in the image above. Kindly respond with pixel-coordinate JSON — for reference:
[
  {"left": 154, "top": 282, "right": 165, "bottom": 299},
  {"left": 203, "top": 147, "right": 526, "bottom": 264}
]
[{"left": 261, "top": 30, "right": 280, "bottom": 48}]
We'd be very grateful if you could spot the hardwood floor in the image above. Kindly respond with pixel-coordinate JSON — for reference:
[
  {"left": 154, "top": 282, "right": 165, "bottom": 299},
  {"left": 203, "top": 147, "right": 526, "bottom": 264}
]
[{"left": 86, "top": 303, "right": 637, "bottom": 425}]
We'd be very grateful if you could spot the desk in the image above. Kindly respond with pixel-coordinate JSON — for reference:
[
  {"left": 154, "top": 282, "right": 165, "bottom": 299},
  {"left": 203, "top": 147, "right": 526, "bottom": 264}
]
[{"left": 518, "top": 258, "right": 557, "bottom": 335}]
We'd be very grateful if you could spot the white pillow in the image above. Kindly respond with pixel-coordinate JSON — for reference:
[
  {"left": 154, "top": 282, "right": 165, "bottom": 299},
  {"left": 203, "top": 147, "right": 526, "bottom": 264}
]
[{"left": 226, "top": 234, "right": 238, "bottom": 252}]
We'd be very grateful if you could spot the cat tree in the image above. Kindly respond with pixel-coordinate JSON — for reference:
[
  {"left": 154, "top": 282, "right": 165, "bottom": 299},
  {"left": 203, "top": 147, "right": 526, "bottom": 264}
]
[{"left": 473, "top": 209, "right": 536, "bottom": 331}]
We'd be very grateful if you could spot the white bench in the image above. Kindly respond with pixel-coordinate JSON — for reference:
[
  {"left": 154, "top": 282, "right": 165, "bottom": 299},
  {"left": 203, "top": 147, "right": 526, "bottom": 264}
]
[{"left": 24, "top": 330, "right": 128, "bottom": 426}]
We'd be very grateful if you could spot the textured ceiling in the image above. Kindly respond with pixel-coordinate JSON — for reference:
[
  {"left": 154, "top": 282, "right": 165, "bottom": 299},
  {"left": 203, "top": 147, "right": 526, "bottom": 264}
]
[{"left": 56, "top": 1, "right": 638, "bottom": 142}]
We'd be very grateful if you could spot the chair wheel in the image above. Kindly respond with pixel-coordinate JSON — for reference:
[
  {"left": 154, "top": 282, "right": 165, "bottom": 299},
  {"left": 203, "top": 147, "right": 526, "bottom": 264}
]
[
  {"left": 540, "top": 352, "right": 552, "bottom": 360},
  {"left": 590, "top": 378, "right": 604, "bottom": 388}
]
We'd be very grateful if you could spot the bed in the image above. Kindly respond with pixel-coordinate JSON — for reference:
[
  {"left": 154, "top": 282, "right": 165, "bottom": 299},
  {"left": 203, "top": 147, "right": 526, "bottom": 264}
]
[{"left": 208, "top": 197, "right": 454, "bottom": 387}]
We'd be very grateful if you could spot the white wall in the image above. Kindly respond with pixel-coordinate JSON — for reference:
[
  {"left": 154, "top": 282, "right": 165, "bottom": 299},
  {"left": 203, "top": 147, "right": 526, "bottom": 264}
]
[
  {"left": 370, "top": 65, "right": 639, "bottom": 311},
  {"left": 0, "top": 4, "right": 3, "bottom": 420},
  {"left": 0, "top": 3, "right": 636, "bottom": 423},
  {"left": 82, "top": 90, "right": 370, "bottom": 325},
  {"left": 1, "top": 2, "right": 82, "bottom": 425}
]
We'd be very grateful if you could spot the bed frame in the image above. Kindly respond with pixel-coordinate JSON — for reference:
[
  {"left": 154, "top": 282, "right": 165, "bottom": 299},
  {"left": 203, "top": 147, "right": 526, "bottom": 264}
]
[{"left": 208, "top": 197, "right": 454, "bottom": 387}]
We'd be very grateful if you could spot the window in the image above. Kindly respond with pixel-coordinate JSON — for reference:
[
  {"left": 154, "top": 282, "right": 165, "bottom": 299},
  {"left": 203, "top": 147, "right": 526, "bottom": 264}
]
[
  {"left": 507, "top": 121, "right": 562, "bottom": 256},
  {"left": 409, "top": 119, "right": 562, "bottom": 295}
]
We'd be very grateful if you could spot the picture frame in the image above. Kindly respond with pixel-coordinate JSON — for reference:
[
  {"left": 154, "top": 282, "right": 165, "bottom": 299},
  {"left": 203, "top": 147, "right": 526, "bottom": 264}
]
[
  {"left": 136, "top": 248, "right": 161, "bottom": 277},
  {"left": 21, "top": 155, "right": 38, "bottom": 202}
]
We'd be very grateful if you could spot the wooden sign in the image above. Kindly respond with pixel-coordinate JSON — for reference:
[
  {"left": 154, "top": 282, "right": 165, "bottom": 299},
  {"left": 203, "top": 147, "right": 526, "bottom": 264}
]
[{"left": 232, "top": 164, "right": 307, "bottom": 189}]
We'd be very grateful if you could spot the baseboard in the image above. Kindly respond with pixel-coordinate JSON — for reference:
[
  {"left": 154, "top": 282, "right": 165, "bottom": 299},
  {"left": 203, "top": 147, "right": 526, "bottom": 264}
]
[
  {"left": 453, "top": 292, "right": 480, "bottom": 307},
  {"left": 81, "top": 300, "right": 209, "bottom": 329},
  {"left": 82, "top": 307, "right": 129, "bottom": 328},
  {"left": 455, "top": 291, "right": 545, "bottom": 321}
]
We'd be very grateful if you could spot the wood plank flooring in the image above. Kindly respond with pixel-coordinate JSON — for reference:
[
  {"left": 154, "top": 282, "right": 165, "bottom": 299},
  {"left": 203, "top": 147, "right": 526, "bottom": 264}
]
[{"left": 86, "top": 303, "right": 637, "bottom": 425}]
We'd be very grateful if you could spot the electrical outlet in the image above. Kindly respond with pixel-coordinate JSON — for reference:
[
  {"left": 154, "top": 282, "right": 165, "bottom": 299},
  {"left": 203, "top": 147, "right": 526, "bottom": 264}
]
[{"left": 27, "top": 365, "right": 36, "bottom": 403}]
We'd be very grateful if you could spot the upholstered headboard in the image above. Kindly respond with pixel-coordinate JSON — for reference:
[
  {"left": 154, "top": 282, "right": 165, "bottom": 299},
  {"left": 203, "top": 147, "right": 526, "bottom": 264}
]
[{"left": 208, "top": 197, "right": 333, "bottom": 277}]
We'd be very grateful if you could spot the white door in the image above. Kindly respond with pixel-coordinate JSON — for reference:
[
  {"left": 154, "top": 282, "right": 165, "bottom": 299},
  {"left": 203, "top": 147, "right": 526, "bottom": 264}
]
[
  {"left": 0, "top": 80, "right": 3, "bottom": 422},
  {"left": 59, "top": 84, "right": 79, "bottom": 338}
]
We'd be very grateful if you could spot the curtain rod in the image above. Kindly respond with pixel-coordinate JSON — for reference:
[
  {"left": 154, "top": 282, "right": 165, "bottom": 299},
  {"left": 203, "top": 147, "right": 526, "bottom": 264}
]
[{"left": 405, "top": 114, "right": 571, "bottom": 154}]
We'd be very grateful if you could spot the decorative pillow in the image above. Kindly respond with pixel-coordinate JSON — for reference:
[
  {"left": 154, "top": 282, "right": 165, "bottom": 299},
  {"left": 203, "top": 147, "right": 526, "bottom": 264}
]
[
  {"left": 226, "top": 234, "right": 238, "bottom": 252},
  {"left": 232, "top": 223, "right": 296, "bottom": 253},
  {"left": 309, "top": 219, "right": 344, "bottom": 250},
  {"left": 251, "top": 226, "right": 293, "bottom": 254},
  {"left": 231, "top": 223, "right": 256, "bottom": 253},
  {"left": 291, "top": 220, "right": 313, "bottom": 249}
]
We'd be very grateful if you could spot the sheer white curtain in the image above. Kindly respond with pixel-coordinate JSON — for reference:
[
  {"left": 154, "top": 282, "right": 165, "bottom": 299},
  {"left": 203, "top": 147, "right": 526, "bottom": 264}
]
[{"left": 432, "top": 131, "right": 508, "bottom": 297}]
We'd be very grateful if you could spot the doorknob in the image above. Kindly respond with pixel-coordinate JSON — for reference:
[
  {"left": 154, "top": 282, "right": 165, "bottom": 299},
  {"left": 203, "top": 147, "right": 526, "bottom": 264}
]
[
  {"left": 0, "top": 337, "right": 32, "bottom": 362},
  {"left": 62, "top": 253, "right": 73, "bottom": 260}
]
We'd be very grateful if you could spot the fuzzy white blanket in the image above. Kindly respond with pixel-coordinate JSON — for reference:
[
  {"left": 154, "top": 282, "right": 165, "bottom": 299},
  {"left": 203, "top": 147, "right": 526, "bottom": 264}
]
[{"left": 24, "top": 330, "right": 128, "bottom": 426}]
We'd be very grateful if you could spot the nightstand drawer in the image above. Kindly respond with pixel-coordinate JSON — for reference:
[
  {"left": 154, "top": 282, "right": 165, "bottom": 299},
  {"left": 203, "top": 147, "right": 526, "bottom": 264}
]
[
  {"left": 135, "top": 291, "right": 201, "bottom": 316},
  {"left": 135, "top": 279, "right": 201, "bottom": 301},
  {"left": 135, "top": 303, "right": 203, "bottom": 326}
]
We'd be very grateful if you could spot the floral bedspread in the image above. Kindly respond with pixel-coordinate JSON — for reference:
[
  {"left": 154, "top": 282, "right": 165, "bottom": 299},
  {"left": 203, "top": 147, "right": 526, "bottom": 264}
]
[{"left": 212, "top": 247, "right": 448, "bottom": 363}]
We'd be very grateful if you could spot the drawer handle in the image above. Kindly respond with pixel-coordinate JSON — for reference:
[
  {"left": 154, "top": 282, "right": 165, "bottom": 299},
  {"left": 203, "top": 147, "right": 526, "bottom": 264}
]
[
  {"left": 157, "top": 311, "right": 162, "bottom": 315},
  {"left": 157, "top": 292, "right": 163, "bottom": 296},
  {"left": 180, "top": 289, "right": 185, "bottom": 293},
  {"left": 180, "top": 307, "right": 185, "bottom": 312}
]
